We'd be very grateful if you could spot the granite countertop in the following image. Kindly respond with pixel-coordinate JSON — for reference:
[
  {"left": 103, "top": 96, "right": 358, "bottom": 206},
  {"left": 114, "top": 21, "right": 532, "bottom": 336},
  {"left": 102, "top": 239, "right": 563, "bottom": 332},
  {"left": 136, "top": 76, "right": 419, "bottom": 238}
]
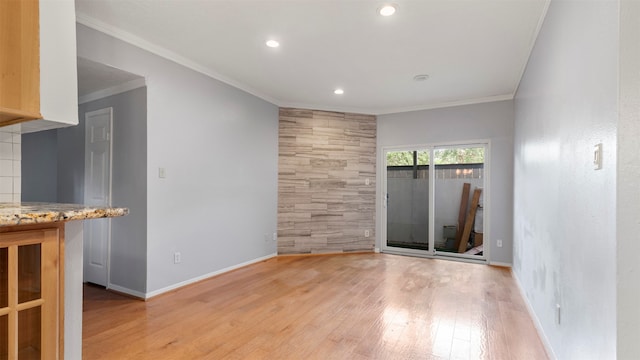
[{"left": 0, "top": 202, "right": 129, "bottom": 226}]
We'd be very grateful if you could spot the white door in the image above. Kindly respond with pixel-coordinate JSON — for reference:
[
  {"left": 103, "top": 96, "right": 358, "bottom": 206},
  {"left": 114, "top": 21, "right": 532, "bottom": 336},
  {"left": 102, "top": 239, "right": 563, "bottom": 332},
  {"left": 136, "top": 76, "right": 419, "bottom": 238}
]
[{"left": 83, "top": 107, "right": 113, "bottom": 286}]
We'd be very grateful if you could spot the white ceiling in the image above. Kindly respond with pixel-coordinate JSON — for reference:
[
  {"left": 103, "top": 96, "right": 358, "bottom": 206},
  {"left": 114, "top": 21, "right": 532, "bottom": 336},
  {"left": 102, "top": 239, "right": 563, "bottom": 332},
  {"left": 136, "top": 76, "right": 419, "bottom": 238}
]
[{"left": 75, "top": 0, "right": 549, "bottom": 115}]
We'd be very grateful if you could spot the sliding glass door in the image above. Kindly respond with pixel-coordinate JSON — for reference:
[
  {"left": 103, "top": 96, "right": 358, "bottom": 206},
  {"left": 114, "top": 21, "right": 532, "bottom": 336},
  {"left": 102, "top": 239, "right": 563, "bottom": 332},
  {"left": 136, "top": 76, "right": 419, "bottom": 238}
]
[
  {"left": 433, "top": 145, "right": 486, "bottom": 259},
  {"left": 382, "top": 143, "right": 487, "bottom": 260},
  {"left": 384, "top": 149, "right": 430, "bottom": 253}
]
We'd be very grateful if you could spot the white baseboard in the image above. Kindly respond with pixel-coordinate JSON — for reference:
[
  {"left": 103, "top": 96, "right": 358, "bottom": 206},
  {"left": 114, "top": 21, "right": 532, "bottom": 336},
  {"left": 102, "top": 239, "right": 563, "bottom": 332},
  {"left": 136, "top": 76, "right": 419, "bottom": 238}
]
[
  {"left": 144, "top": 253, "right": 278, "bottom": 299},
  {"left": 512, "top": 271, "right": 557, "bottom": 360},
  {"left": 107, "top": 283, "right": 146, "bottom": 299},
  {"left": 488, "top": 261, "right": 512, "bottom": 267}
]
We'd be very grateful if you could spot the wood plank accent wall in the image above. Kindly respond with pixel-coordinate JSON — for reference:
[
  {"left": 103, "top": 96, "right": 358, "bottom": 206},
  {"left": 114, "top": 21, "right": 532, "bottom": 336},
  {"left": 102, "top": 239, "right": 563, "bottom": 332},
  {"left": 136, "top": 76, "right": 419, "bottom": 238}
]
[{"left": 278, "top": 108, "right": 376, "bottom": 254}]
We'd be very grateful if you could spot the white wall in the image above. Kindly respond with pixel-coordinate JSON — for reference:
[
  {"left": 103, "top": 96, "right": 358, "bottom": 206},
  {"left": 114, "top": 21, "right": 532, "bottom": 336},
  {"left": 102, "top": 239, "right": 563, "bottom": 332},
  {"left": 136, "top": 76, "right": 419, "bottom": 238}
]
[
  {"left": 39, "top": 0, "right": 77, "bottom": 126},
  {"left": 20, "top": 0, "right": 79, "bottom": 134},
  {"left": 617, "top": 1, "right": 640, "bottom": 357},
  {"left": 76, "top": 24, "right": 280, "bottom": 294},
  {"left": 377, "top": 100, "right": 514, "bottom": 264},
  {"left": 513, "top": 1, "right": 618, "bottom": 358},
  {"left": 0, "top": 126, "right": 21, "bottom": 202}
]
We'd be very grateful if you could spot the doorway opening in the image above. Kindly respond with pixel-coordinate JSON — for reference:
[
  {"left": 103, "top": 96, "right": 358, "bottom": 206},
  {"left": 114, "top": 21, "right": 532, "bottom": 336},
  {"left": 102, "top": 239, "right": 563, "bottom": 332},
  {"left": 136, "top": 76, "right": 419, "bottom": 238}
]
[{"left": 76, "top": 57, "right": 147, "bottom": 296}]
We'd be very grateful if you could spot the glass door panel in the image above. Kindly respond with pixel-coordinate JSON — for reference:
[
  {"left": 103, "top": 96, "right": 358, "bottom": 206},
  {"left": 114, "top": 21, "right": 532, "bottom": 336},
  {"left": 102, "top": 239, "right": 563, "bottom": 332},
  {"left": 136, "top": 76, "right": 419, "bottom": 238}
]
[
  {"left": 18, "top": 244, "right": 41, "bottom": 304},
  {"left": 0, "top": 247, "right": 6, "bottom": 360},
  {"left": 433, "top": 146, "right": 485, "bottom": 258},
  {"left": 385, "top": 149, "right": 431, "bottom": 252},
  {"left": 18, "top": 306, "right": 41, "bottom": 359},
  {"left": 0, "top": 247, "right": 7, "bottom": 309},
  {"left": 0, "top": 314, "right": 7, "bottom": 359}
]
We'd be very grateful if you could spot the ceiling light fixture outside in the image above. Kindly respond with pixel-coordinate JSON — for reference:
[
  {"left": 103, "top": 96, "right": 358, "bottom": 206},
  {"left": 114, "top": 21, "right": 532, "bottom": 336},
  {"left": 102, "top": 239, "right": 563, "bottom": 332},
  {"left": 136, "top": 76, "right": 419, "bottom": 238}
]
[
  {"left": 413, "top": 74, "right": 429, "bottom": 81},
  {"left": 378, "top": 4, "right": 397, "bottom": 16},
  {"left": 334, "top": 89, "right": 344, "bottom": 95},
  {"left": 266, "top": 40, "right": 280, "bottom": 48}
]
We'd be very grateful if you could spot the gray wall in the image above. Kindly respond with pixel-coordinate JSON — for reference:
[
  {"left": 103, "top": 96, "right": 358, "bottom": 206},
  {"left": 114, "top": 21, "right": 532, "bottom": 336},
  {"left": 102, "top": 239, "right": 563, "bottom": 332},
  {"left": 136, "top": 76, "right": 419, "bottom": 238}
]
[
  {"left": 68, "top": 87, "right": 148, "bottom": 293},
  {"left": 57, "top": 109, "right": 85, "bottom": 204},
  {"left": 22, "top": 130, "right": 58, "bottom": 202},
  {"left": 377, "top": 100, "right": 514, "bottom": 264},
  {"left": 76, "top": 24, "right": 280, "bottom": 295},
  {"left": 513, "top": 1, "right": 617, "bottom": 358}
]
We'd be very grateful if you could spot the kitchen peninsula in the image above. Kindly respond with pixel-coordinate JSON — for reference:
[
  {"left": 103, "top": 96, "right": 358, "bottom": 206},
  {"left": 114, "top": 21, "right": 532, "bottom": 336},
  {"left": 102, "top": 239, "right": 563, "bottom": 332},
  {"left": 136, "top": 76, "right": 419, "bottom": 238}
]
[{"left": 0, "top": 203, "right": 128, "bottom": 359}]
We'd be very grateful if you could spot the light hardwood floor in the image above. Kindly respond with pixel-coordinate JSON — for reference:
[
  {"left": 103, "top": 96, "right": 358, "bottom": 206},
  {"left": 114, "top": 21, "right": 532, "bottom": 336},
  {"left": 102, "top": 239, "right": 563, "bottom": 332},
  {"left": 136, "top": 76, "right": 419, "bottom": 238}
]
[{"left": 83, "top": 254, "right": 548, "bottom": 359}]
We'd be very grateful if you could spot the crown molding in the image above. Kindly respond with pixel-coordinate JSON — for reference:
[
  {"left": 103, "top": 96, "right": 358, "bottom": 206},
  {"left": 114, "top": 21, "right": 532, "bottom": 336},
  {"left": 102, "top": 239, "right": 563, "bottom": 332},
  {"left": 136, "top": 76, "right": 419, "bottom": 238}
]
[
  {"left": 76, "top": 13, "right": 282, "bottom": 106},
  {"left": 280, "top": 94, "right": 514, "bottom": 116},
  {"left": 79, "top": 78, "right": 146, "bottom": 104},
  {"left": 374, "top": 94, "right": 514, "bottom": 115}
]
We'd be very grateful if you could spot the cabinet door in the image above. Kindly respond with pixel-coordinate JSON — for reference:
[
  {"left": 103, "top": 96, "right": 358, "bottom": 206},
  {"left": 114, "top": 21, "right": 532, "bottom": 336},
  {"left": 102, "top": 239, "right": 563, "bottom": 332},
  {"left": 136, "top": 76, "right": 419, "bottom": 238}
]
[
  {"left": 0, "top": 0, "right": 42, "bottom": 125},
  {"left": 0, "top": 228, "right": 59, "bottom": 359}
]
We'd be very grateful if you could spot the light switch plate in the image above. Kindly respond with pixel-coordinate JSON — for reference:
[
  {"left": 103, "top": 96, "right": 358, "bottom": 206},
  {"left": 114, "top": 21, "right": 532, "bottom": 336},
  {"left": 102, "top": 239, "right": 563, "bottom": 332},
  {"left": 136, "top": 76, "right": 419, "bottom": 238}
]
[
  {"left": 159, "top": 167, "right": 166, "bottom": 178},
  {"left": 593, "top": 143, "right": 603, "bottom": 170}
]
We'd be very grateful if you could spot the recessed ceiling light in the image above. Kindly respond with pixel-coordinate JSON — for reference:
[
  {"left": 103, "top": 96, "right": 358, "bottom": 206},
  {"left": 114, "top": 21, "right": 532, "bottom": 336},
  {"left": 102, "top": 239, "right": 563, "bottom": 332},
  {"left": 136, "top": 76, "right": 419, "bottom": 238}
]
[
  {"left": 378, "top": 4, "right": 397, "bottom": 16},
  {"left": 266, "top": 40, "right": 280, "bottom": 48},
  {"left": 334, "top": 89, "right": 344, "bottom": 95},
  {"left": 413, "top": 74, "right": 429, "bottom": 81}
]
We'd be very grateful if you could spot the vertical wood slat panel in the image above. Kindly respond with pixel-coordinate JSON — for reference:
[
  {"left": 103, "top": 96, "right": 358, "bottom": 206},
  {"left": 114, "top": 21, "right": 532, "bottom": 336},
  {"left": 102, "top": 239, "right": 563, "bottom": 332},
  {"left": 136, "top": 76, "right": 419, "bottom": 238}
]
[{"left": 277, "top": 108, "right": 376, "bottom": 254}]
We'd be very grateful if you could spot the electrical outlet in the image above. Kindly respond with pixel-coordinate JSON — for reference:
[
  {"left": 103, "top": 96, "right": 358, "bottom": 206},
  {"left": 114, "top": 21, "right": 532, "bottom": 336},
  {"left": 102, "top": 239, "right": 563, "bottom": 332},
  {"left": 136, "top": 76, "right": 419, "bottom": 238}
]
[
  {"left": 174, "top": 252, "right": 181, "bottom": 264},
  {"left": 159, "top": 167, "right": 166, "bottom": 178},
  {"left": 496, "top": 239, "right": 503, "bottom": 248},
  {"left": 364, "top": 230, "right": 370, "bottom": 238},
  {"left": 365, "top": 178, "right": 370, "bottom": 186},
  {"left": 272, "top": 232, "right": 277, "bottom": 242}
]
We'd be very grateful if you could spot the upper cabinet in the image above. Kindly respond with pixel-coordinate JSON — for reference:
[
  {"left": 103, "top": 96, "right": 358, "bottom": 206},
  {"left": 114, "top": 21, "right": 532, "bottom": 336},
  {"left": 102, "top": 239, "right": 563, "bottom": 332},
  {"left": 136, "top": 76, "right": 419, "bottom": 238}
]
[
  {"left": 0, "top": 0, "right": 78, "bottom": 133},
  {"left": 0, "top": 0, "right": 41, "bottom": 125}
]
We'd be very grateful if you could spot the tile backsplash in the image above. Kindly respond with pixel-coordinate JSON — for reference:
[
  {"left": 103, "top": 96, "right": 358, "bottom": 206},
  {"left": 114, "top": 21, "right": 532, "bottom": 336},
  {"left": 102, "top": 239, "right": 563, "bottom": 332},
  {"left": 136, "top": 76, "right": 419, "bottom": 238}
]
[{"left": 0, "top": 125, "right": 21, "bottom": 202}]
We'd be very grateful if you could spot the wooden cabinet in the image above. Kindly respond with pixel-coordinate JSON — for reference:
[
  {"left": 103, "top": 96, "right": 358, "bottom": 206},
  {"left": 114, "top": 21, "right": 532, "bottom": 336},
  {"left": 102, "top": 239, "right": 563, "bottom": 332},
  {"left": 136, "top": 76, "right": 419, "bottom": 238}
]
[
  {"left": 0, "top": 0, "right": 78, "bottom": 131},
  {"left": 0, "top": 0, "right": 42, "bottom": 126},
  {"left": 0, "top": 227, "right": 61, "bottom": 359}
]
